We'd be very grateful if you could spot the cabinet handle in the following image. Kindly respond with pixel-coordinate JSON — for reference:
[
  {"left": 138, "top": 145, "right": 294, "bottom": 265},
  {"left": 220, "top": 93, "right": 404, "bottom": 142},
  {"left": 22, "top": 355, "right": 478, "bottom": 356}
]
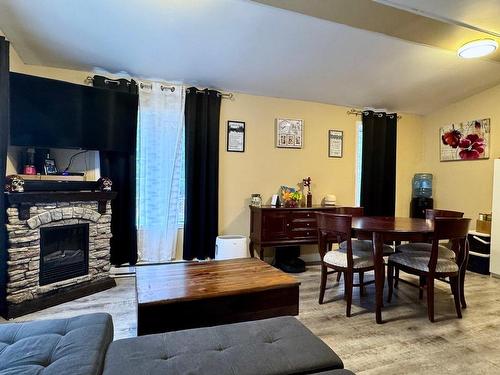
[
  {"left": 286, "top": 223, "right": 290, "bottom": 227},
  {"left": 472, "top": 235, "right": 490, "bottom": 245},
  {"left": 307, "top": 214, "right": 310, "bottom": 217},
  {"left": 306, "top": 223, "right": 310, "bottom": 227},
  {"left": 306, "top": 232, "right": 310, "bottom": 236}
]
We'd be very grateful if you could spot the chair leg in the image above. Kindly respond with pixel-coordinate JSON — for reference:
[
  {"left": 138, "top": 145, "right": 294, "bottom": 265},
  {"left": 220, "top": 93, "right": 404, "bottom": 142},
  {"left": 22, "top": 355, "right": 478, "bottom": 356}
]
[
  {"left": 387, "top": 264, "right": 394, "bottom": 303},
  {"left": 426, "top": 276, "right": 435, "bottom": 323},
  {"left": 450, "top": 276, "right": 462, "bottom": 319},
  {"left": 345, "top": 271, "right": 354, "bottom": 317},
  {"left": 337, "top": 271, "right": 342, "bottom": 282},
  {"left": 419, "top": 276, "right": 425, "bottom": 300},
  {"left": 319, "top": 264, "right": 328, "bottom": 304},
  {"left": 460, "top": 262, "right": 467, "bottom": 309},
  {"left": 394, "top": 267, "right": 400, "bottom": 289},
  {"left": 359, "top": 272, "right": 365, "bottom": 296}
]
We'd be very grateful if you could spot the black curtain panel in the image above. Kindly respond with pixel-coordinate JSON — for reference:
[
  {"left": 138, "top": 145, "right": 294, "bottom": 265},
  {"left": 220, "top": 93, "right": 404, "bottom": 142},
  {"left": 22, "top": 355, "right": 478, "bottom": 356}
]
[
  {"left": 360, "top": 111, "right": 397, "bottom": 216},
  {"left": 0, "top": 37, "right": 10, "bottom": 312},
  {"left": 92, "top": 75, "right": 139, "bottom": 265},
  {"left": 183, "top": 88, "right": 221, "bottom": 260}
]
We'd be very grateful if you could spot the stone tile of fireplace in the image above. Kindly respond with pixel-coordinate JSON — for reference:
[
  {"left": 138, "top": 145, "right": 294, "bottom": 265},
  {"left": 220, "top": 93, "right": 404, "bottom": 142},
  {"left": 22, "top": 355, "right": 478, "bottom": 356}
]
[{"left": 0, "top": 276, "right": 137, "bottom": 340}]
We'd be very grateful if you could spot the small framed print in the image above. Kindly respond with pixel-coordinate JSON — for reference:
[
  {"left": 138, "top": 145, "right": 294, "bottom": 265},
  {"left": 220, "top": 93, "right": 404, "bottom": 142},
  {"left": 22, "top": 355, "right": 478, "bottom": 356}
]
[
  {"left": 227, "top": 121, "right": 245, "bottom": 152},
  {"left": 328, "top": 130, "right": 343, "bottom": 158},
  {"left": 44, "top": 158, "right": 58, "bottom": 174},
  {"left": 276, "top": 118, "right": 303, "bottom": 148}
]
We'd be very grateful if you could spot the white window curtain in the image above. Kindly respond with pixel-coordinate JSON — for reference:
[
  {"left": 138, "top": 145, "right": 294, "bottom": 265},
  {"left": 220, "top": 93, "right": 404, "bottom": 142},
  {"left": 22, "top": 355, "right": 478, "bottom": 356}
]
[{"left": 136, "top": 81, "right": 185, "bottom": 263}]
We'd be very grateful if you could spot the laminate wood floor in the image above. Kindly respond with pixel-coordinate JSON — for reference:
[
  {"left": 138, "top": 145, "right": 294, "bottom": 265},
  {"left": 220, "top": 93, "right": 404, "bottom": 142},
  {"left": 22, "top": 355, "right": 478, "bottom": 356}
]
[{"left": 2, "top": 266, "right": 500, "bottom": 374}]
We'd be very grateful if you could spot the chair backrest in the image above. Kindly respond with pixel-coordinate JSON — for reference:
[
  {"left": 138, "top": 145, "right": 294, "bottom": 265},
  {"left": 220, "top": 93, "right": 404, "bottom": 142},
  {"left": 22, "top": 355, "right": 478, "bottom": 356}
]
[
  {"left": 331, "top": 207, "right": 364, "bottom": 217},
  {"left": 316, "top": 212, "right": 354, "bottom": 265},
  {"left": 425, "top": 209, "right": 464, "bottom": 219},
  {"left": 428, "top": 217, "right": 471, "bottom": 273}
]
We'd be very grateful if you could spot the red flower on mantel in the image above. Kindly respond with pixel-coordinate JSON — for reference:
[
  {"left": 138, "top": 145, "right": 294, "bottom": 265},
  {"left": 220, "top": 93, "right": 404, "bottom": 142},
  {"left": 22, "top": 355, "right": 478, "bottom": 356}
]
[{"left": 458, "top": 134, "right": 485, "bottom": 160}]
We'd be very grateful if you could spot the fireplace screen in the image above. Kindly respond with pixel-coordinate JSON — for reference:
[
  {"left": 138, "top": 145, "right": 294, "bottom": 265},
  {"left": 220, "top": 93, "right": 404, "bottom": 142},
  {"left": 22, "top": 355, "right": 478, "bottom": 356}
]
[{"left": 39, "top": 224, "right": 89, "bottom": 286}]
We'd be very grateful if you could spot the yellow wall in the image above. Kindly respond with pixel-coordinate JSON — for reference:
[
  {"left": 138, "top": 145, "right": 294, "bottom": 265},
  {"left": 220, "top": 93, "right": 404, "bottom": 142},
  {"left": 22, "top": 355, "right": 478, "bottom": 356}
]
[
  {"left": 219, "top": 94, "right": 423, "bottom": 257},
  {"left": 420, "top": 83, "right": 500, "bottom": 222}
]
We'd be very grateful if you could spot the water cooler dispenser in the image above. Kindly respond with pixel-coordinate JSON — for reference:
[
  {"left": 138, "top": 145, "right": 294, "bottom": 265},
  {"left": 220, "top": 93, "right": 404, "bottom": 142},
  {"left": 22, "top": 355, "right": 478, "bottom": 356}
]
[{"left": 410, "top": 173, "right": 433, "bottom": 218}]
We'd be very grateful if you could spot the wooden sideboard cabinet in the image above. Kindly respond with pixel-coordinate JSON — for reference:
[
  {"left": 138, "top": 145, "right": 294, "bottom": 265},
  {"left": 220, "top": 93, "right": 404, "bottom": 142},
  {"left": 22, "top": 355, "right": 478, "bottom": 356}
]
[{"left": 249, "top": 205, "right": 340, "bottom": 259}]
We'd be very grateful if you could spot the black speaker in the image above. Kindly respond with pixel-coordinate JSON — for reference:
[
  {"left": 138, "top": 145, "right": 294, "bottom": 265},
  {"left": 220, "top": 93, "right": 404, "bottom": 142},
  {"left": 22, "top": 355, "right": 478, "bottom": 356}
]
[{"left": 410, "top": 197, "right": 433, "bottom": 219}]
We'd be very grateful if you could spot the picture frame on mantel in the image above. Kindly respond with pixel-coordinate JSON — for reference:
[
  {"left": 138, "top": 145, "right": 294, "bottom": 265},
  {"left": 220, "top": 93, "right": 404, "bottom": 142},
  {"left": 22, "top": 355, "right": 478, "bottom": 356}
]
[
  {"left": 276, "top": 118, "right": 303, "bottom": 149},
  {"left": 227, "top": 120, "right": 245, "bottom": 152},
  {"left": 328, "top": 130, "right": 343, "bottom": 158}
]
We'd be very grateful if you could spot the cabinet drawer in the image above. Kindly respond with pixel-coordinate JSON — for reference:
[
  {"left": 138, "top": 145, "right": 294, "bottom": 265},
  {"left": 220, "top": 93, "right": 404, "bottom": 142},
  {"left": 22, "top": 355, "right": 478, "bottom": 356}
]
[
  {"left": 289, "top": 219, "right": 316, "bottom": 230},
  {"left": 468, "top": 233, "right": 491, "bottom": 255},
  {"left": 289, "top": 228, "right": 316, "bottom": 239},
  {"left": 290, "top": 212, "right": 316, "bottom": 220}
]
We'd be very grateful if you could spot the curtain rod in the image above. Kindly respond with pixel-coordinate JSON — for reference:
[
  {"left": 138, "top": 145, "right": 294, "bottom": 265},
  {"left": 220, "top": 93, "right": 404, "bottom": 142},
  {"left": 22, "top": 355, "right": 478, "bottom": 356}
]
[
  {"left": 187, "top": 88, "right": 234, "bottom": 100},
  {"left": 85, "top": 76, "right": 234, "bottom": 99},
  {"left": 347, "top": 108, "right": 402, "bottom": 120},
  {"left": 85, "top": 76, "right": 175, "bottom": 92}
]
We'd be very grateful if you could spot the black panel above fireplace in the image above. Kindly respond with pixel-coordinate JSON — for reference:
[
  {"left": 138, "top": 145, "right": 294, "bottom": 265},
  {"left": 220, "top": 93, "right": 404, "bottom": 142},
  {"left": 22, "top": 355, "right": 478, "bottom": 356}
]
[{"left": 39, "top": 224, "right": 89, "bottom": 286}]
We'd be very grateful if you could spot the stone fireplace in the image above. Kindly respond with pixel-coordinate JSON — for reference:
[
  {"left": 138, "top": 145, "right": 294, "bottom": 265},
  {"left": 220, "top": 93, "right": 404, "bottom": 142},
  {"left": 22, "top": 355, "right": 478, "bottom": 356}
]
[{"left": 1, "top": 191, "right": 116, "bottom": 318}]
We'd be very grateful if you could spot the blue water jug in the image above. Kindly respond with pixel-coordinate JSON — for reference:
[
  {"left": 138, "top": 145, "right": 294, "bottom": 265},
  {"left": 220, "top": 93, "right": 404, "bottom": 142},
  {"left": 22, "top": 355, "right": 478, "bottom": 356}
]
[{"left": 412, "top": 173, "right": 432, "bottom": 198}]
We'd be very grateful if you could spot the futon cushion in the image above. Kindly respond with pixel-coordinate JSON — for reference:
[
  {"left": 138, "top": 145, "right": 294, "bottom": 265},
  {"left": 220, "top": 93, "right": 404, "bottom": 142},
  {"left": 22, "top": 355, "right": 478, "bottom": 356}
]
[
  {"left": 312, "top": 370, "right": 356, "bottom": 374},
  {"left": 0, "top": 313, "right": 113, "bottom": 375},
  {"left": 388, "top": 252, "right": 459, "bottom": 273},
  {"left": 340, "top": 240, "right": 394, "bottom": 255},
  {"left": 103, "top": 316, "right": 344, "bottom": 375},
  {"left": 396, "top": 243, "right": 455, "bottom": 259}
]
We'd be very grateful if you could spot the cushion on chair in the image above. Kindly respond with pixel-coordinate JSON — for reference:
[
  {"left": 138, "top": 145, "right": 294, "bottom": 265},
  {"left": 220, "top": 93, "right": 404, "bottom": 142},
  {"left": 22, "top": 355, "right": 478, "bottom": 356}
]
[
  {"left": 103, "top": 316, "right": 344, "bottom": 375},
  {"left": 0, "top": 313, "right": 113, "bottom": 375},
  {"left": 323, "top": 248, "right": 373, "bottom": 269},
  {"left": 340, "top": 240, "right": 394, "bottom": 255},
  {"left": 388, "top": 252, "right": 459, "bottom": 273},
  {"left": 313, "top": 370, "right": 356, "bottom": 375},
  {"left": 396, "top": 242, "right": 455, "bottom": 259}
]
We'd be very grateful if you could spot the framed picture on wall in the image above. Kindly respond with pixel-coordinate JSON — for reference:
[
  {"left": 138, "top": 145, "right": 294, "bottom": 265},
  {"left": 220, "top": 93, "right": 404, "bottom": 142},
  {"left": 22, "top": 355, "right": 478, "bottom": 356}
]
[
  {"left": 276, "top": 118, "right": 303, "bottom": 148},
  {"left": 440, "top": 118, "right": 490, "bottom": 161},
  {"left": 328, "top": 130, "right": 343, "bottom": 158},
  {"left": 227, "top": 121, "right": 245, "bottom": 152}
]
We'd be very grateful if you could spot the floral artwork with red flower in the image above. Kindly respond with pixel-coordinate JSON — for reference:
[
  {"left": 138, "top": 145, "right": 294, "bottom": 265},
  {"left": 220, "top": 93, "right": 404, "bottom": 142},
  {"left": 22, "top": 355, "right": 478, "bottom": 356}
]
[{"left": 440, "top": 119, "right": 490, "bottom": 161}]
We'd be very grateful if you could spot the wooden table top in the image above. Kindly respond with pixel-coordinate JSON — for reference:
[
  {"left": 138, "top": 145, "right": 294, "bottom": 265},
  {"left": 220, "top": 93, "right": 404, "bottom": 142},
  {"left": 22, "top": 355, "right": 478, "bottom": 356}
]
[
  {"left": 351, "top": 216, "right": 434, "bottom": 234},
  {"left": 136, "top": 258, "right": 300, "bottom": 306}
]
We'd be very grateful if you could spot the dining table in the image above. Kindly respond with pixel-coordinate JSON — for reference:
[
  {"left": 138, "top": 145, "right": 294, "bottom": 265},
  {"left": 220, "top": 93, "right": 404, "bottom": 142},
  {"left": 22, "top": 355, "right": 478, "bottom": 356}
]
[{"left": 351, "top": 216, "right": 435, "bottom": 324}]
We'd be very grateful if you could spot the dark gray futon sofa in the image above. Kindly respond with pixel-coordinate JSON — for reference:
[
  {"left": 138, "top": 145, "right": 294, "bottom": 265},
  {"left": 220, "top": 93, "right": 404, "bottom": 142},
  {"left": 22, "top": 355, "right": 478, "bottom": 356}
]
[{"left": 0, "top": 313, "right": 355, "bottom": 375}]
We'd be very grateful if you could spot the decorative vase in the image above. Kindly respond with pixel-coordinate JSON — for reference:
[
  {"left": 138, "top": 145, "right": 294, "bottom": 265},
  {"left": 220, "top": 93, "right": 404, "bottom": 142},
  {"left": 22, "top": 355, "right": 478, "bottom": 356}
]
[{"left": 307, "top": 192, "right": 312, "bottom": 207}]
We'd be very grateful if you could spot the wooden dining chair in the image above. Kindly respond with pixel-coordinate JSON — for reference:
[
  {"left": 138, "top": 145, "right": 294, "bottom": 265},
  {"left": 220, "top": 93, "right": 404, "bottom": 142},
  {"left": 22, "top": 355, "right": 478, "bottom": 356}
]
[
  {"left": 316, "top": 213, "right": 376, "bottom": 317},
  {"left": 393, "top": 209, "right": 465, "bottom": 303},
  {"left": 329, "top": 207, "right": 393, "bottom": 285},
  {"left": 387, "top": 217, "right": 470, "bottom": 322}
]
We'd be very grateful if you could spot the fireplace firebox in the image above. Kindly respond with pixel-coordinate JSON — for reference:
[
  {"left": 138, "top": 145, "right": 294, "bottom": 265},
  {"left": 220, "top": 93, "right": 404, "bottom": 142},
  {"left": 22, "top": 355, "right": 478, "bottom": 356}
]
[{"left": 39, "top": 224, "right": 89, "bottom": 286}]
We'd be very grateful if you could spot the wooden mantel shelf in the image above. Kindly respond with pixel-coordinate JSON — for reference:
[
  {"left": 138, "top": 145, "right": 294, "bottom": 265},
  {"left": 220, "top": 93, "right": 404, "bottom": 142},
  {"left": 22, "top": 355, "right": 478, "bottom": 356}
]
[{"left": 4, "top": 191, "right": 117, "bottom": 220}]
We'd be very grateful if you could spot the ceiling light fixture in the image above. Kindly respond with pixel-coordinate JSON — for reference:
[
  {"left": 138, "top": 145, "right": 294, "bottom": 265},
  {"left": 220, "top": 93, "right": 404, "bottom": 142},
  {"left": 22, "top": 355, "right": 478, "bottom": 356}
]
[{"left": 458, "top": 39, "right": 498, "bottom": 59}]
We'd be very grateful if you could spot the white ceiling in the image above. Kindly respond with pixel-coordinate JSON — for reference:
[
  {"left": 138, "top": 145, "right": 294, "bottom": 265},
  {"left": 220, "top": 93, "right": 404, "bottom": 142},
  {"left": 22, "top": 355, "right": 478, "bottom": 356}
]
[
  {"left": 0, "top": 0, "right": 500, "bottom": 114},
  {"left": 378, "top": 0, "right": 500, "bottom": 34}
]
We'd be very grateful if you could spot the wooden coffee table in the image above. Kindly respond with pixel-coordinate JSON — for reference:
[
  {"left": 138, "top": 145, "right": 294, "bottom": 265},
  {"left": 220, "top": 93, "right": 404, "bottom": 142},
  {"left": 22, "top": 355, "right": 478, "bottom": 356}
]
[{"left": 136, "top": 258, "right": 300, "bottom": 335}]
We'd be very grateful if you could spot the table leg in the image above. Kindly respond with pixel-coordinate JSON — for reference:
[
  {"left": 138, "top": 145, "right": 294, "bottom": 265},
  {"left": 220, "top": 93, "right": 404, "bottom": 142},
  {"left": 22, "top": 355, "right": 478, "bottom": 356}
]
[
  {"left": 249, "top": 240, "right": 255, "bottom": 258},
  {"left": 372, "top": 232, "right": 385, "bottom": 324}
]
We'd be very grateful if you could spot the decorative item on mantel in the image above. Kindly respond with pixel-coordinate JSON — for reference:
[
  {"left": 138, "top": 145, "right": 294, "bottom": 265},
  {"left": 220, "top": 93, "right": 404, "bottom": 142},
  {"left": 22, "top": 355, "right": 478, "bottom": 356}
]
[
  {"left": 281, "top": 186, "right": 303, "bottom": 208},
  {"left": 5, "top": 175, "right": 25, "bottom": 193},
  {"left": 303, "top": 177, "right": 312, "bottom": 207},
  {"left": 97, "top": 177, "right": 113, "bottom": 191}
]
